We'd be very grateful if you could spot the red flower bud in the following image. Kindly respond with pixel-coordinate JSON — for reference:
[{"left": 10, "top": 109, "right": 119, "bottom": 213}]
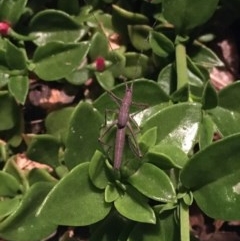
[
  {"left": 0, "top": 21, "right": 10, "bottom": 36},
  {"left": 95, "top": 57, "right": 105, "bottom": 72}
]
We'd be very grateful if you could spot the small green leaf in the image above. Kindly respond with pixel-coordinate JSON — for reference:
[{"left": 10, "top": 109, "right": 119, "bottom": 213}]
[
  {"left": 26, "top": 134, "right": 61, "bottom": 168},
  {"left": 162, "top": 0, "right": 219, "bottom": 33},
  {"left": 105, "top": 183, "right": 120, "bottom": 203},
  {"left": 128, "top": 25, "right": 152, "bottom": 51},
  {"left": 190, "top": 43, "right": 224, "bottom": 68},
  {"left": 95, "top": 70, "right": 115, "bottom": 90},
  {"left": 202, "top": 81, "right": 218, "bottom": 110},
  {"left": 139, "top": 127, "right": 157, "bottom": 153},
  {"left": 114, "top": 186, "right": 156, "bottom": 224},
  {"left": 29, "top": 10, "right": 83, "bottom": 46},
  {"left": 149, "top": 31, "right": 174, "bottom": 57},
  {"left": 0, "top": 183, "right": 56, "bottom": 241},
  {"left": 128, "top": 163, "right": 176, "bottom": 202},
  {"left": 199, "top": 114, "right": 215, "bottom": 149},
  {"left": 0, "top": 171, "right": 20, "bottom": 197},
  {"left": 147, "top": 144, "right": 188, "bottom": 169},
  {"left": 128, "top": 211, "right": 180, "bottom": 241},
  {"left": 8, "top": 75, "right": 29, "bottom": 104},
  {"left": 45, "top": 107, "right": 74, "bottom": 143},
  {"left": 38, "top": 163, "right": 111, "bottom": 226},
  {"left": 141, "top": 103, "right": 201, "bottom": 154},
  {"left": 0, "top": 0, "right": 27, "bottom": 24},
  {"left": 89, "top": 150, "right": 109, "bottom": 189},
  {"left": 89, "top": 32, "right": 109, "bottom": 60},
  {"left": 0, "top": 197, "right": 20, "bottom": 220},
  {"left": 5, "top": 40, "right": 27, "bottom": 70},
  {"left": 64, "top": 102, "right": 103, "bottom": 169},
  {"left": 33, "top": 41, "right": 89, "bottom": 81},
  {"left": 0, "top": 91, "right": 19, "bottom": 131}
]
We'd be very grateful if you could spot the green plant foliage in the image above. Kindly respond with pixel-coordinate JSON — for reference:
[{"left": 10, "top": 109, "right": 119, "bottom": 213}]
[
  {"left": 38, "top": 162, "right": 111, "bottom": 226},
  {"left": 63, "top": 102, "right": 103, "bottom": 169},
  {"left": 181, "top": 134, "right": 240, "bottom": 219},
  {"left": 0, "top": 182, "right": 57, "bottom": 241},
  {"left": 33, "top": 41, "right": 90, "bottom": 80},
  {"left": 162, "top": 0, "right": 219, "bottom": 33}
]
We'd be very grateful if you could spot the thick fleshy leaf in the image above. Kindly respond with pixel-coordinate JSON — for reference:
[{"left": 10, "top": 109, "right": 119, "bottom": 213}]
[
  {"left": 26, "top": 134, "right": 61, "bottom": 168},
  {"left": 0, "top": 197, "right": 20, "bottom": 220},
  {"left": 64, "top": 102, "right": 103, "bottom": 169},
  {"left": 0, "top": 91, "right": 19, "bottom": 131},
  {"left": 123, "top": 53, "right": 149, "bottom": 79},
  {"left": 45, "top": 107, "right": 74, "bottom": 143},
  {"left": 38, "top": 163, "right": 111, "bottom": 226},
  {"left": 95, "top": 70, "right": 115, "bottom": 90},
  {"left": 128, "top": 25, "right": 152, "bottom": 51},
  {"left": 30, "top": 10, "right": 84, "bottom": 46},
  {"left": 147, "top": 144, "right": 188, "bottom": 169},
  {"left": 93, "top": 79, "right": 169, "bottom": 114},
  {"left": 114, "top": 186, "right": 156, "bottom": 224},
  {"left": 190, "top": 43, "right": 224, "bottom": 68},
  {"left": 105, "top": 184, "right": 120, "bottom": 203},
  {"left": 162, "top": 0, "right": 219, "bottom": 33},
  {"left": 128, "top": 163, "right": 176, "bottom": 202},
  {"left": 0, "top": 171, "right": 20, "bottom": 197},
  {"left": 5, "top": 40, "right": 27, "bottom": 70},
  {"left": 181, "top": 134, "right": 240, "bottom": 220},
  {"left": 33, "top": 41, "right": 89, "bottom": 81},
  {"left": 208, "top": 82, "right": 240, "bottom": 136},
  {"left": 201, "top": 81, "right": 218, "bottom": 110},
  {"left": 90, "top": 211, "right": 132, "bottom": 241},
  {"left": 199, "top": 114, "right": 215, "bottom": 150},
  {"left": 0, "top": 0, "right": 27, "bottom": 24},
  {"left": 0, "top": 183, "right": 56, "bottom": 241},
  {"left": 8, "top": 75, "right": 29, "bottom": 104},
  {"left": 141, "top": 103, "right": 202, "bottom": 154},
  {"left": 89, "top": 150, "right": 109, "bottom": 189},
  {"left": 127, "top": 211, "right": 180, "bottom": 241},
  {"left": 149, "top": 31, "right": 174, "bottom": 57}
]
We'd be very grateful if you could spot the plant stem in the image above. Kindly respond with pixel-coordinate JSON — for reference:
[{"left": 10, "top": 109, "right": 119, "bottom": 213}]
[
  {"left": 175, "top": 42, "right": 188, "bottom": 91},
  {"left": 180, "top": 200, "right": 190, "bottom": 241}
]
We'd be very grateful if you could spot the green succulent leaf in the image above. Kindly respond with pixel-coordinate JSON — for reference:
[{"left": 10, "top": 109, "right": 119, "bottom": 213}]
[
  {"left": 0, "top": 0, "right": 27, "bottom": 24},
  {"left": 114, "top": 185, "right": 156, "bottom": 224},
  {"left": 89, "top": 150, "right": 109, "bottom": 189},
  {"left": 162, "top": 0, "right": 219, "bottom": 33},
  {"left": 141, "top": 103, "right": 202, "bottom": 154},
  {"left": 0, "top": 171, "right": 21, "bottom": 197},
  {"left": 64, "top": 102, "right": 103, "bottom": 169},
  {"left": 37, "top": 162, "right": 111, "bottom": 226},
  {"left": 128, "top": 163, "right": 176, "bottom": 202},
  {"left": 29, "top": 9, "right": 83, "bottom": 46},
  {"left": 26, "top": 134, "right": 61, "bottom": 168},
  {"left": 8, "top": 76, "right": 29, "bottom": 105},
  {"left": 181, "top": 134, "right": 240, "bottom": 220},
  {"left": 0, "top": 197, "right": 20, "bottom": 220},
  {"left": 0, "top": 182, "right": 56, "bottom": 241},
  {"left": 208, "top": 82, "right": 240, "bottom": 136},
  {"left": 33, "top": 41, "right": 89, "bottom": 81},
  {"left": 149, "top": 31, "right": 174, "bottom": 57},
  {"left": 45, "top": 107, "right": 74, "bottom": 144},
  {"left": 127, "top": 211, "right": 180, "bottom": 241}
]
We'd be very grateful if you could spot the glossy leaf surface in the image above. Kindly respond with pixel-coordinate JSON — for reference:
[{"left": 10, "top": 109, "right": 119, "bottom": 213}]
[
  {"left": 64, "top": 102, "right": 103, "bottom": 169},
  {"left": 128, "top": 163, "right": 176, "bottom": 202},
  {"left": 38, "top": 163, "right": 111, "bottom": 226},
  {"left": 181, "top": 134, "right": 240, "bottom": 219},
  {"left": 30, "top": 10, "right": 83, "bottom": 46},
  {"left": 0, "top": 183, "right": 56, "bottom": 241},
  {"left": 141, "top": 103, "right": 202, "bottom": 153},
  {"left": 0, "top": 171, "right": 20, "bottom": 197},
  {"left": 162, "top": 0, "right": 219, "bottom": 33},
  {"left": 114, "top": 186, "right": 156, "bottom": 224},
  {"left": 33, "top": 41, "right": 89, "bottom": 80}
]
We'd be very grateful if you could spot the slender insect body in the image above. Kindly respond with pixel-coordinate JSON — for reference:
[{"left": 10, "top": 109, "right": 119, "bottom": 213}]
[{"left": 114, "top": 127, "right": 126, "bottom": 169}]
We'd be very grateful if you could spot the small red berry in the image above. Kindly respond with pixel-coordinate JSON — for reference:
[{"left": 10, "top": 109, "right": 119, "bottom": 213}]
[
  {"left": 95, "top": 57, "right": 106, "bottom": 72},
  {"left": 0, "top": 21, "right": 10, "bottom": 36}
]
